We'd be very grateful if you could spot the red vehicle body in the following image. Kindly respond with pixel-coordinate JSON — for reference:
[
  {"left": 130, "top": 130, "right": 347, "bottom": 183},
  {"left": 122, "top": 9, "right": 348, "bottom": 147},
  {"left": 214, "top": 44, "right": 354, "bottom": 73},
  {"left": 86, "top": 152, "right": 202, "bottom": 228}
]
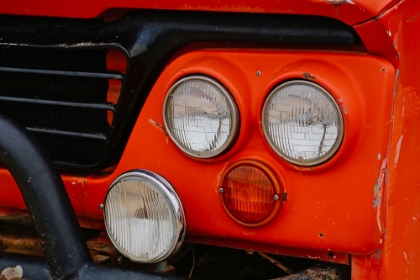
[{"left": 0, "top": 0, "right": 418, "bottom": 279}]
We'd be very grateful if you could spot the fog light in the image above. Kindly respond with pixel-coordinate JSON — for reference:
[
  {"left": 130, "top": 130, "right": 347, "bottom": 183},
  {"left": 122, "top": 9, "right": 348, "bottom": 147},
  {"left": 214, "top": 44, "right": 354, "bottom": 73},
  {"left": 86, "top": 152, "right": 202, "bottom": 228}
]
[
  {"left": 163, "top": 75, "right": 239, "bottom": 158},
  {"left": 219, "top": 160, "right": 284, "bottom": 227},
  {"left": 262, "top": 80, "right": 343, "bottom": 166},
  {"left": 104, "top": 170, "right": 185, "bottom": 263}
]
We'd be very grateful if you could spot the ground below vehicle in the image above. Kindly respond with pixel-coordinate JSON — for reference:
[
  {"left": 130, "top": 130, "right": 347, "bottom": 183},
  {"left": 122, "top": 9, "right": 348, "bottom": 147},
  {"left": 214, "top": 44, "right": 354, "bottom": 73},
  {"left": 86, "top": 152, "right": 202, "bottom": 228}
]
[{"left": 0, "top": 0, "right": 418, "bottom": 279}]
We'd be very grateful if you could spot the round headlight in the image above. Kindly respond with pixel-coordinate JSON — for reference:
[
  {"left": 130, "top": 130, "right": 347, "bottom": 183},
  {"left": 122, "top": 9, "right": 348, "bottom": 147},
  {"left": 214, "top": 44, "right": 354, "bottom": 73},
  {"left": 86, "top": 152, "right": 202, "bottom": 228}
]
[
  {"left": 262, "top": 80, "right": 343, "bottom": 166},
  {"left": 163, "top": 75, "right": 239, "bottom": 158},
  {"left": 104, "top": 170, "right": 185, "bottom": 263},
  {"left": 219, "top": 160, "right": 284, "bottom": 227}
]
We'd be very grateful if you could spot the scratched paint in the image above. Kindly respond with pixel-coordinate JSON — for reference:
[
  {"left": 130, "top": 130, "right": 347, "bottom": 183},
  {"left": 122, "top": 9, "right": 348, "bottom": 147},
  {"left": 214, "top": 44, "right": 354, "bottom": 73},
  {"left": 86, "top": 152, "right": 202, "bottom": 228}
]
[
  {"left": 148, "top": 119, "right": 168, "bottom": 141},
  {"left": 327, "top": 0, "right": 355, "bottom": 5},
  {"left": 374, "top": 158, "right": 387, "bottom": 233},
  {"left": 394, "top": 135, "right": 403, "bottom": 164},
  {"left": 341, "top": 104, "right": 348, "bottom": 114},
  {"left": 402, "top": 87, "right": 420, "bottom": 117}
]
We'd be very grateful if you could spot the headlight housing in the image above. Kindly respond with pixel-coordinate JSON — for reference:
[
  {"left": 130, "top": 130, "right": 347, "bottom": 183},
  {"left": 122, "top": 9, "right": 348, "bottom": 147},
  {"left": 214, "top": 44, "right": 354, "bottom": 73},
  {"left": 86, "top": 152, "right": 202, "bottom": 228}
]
[
  {"left": 262, "top": 80, "right": 343, "bottom": 166},
  {"left": 104, "top": 170, "right": 185, "bottom": 263},
  {"left": 163, "top": 75, "right": 239, "bottom": 158}
]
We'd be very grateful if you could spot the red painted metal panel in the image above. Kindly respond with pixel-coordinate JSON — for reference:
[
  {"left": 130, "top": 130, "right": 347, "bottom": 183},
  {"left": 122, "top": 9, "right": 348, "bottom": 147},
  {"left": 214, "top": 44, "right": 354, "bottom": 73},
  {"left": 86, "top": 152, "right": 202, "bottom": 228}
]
[
  {"left": 3, "top": 1, "right": 420, "bottom": 276},
  {"left": 351, "top": 0, "right": 420, "bottom": 278},
  {"left": 0, "top": 169, "right": 86, "bottom": 216},
  {"left": 76, "top": 49, "right": 394, "bottom": 258},
  {"left": 0, "top": 0, "right": 397, "bottom": 26}
]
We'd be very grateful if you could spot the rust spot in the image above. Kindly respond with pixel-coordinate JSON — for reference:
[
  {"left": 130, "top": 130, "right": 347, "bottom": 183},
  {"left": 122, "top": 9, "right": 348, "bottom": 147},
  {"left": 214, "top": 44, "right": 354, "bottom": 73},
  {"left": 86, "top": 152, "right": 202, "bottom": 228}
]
[
  {"left": 407, "top": 13, "right": 420, "bottom": 23},
  {"left": 327, "top": 0, "right": 346, "bottom": 6},
  {"left": 149, "top": 119, "right": 169, "bottom": 143},
  {"left": 302, "top": 72, "right": 316, "bottom": 80}
]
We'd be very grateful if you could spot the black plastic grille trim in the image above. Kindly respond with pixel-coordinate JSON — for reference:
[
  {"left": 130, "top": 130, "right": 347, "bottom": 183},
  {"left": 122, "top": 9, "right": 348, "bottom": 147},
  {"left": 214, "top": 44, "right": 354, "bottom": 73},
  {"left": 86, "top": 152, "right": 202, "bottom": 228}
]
[
  {"left": 0, "top": 47, "right": 123, "bottom": 168},
  {"left": 0, "top": 66, "right": 123, "bottom": 79}
]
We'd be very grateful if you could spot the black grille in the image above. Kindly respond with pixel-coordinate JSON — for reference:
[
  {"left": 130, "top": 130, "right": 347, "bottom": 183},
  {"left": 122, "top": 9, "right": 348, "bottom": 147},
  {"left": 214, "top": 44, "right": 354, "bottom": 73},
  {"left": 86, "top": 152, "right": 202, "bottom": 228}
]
[{"left": 0, "top": 46, "right": 122, "bottom": 168}]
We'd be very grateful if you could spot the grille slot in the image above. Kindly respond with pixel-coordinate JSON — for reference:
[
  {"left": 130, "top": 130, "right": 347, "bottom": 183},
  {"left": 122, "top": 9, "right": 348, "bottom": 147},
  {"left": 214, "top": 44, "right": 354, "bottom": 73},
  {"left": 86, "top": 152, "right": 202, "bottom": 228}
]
[{"left": 0, "top": 47, "right": 123, "bottom": 168}]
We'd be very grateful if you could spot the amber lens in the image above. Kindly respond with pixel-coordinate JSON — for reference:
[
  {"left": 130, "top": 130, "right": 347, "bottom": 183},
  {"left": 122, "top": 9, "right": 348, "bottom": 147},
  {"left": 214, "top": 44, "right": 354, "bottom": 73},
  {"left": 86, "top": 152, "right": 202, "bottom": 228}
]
[{"left": 220, "top": 162, "right": 281, "bottom": 226}]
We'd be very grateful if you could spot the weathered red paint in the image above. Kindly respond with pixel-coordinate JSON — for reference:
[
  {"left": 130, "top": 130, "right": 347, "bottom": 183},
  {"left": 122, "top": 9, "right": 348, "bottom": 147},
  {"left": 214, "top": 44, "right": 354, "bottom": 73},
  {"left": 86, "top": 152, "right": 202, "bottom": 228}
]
[
  {"left": 0, "top": 0, "right": 419, "bottom": 278},
  {"left": 0, "top": 48, "right": 395, "bottom": 262},
  {"left": 0, "top": 0, "right": 397, "bottom": 26},
  {"left": 351, "top": 0, "right": 420, "bottom": 278},
  {"left": 0, "top": 169, "right": 86, "bottom": 216}
]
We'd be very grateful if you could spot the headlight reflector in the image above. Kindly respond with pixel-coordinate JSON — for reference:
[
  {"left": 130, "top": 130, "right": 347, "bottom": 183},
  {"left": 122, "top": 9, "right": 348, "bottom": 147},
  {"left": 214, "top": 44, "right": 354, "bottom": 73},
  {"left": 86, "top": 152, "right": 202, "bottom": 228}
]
[
  {"left": 163, "top": 75, "right": 239, "bottom": 158},
  {"left": 262, "top": 81, "right": 343, "bottom": 166},
  {"left": 104, "top": 170, "right": 185, "bottom": 263}
]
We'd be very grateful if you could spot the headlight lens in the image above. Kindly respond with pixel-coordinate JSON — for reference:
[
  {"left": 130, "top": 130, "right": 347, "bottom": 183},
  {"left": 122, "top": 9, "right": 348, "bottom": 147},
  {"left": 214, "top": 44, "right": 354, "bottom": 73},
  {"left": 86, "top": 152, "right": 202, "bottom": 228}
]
[
  {"left": 262, "top": 80, "right": 343, "bottom": 166},
  {"left": 219, "top": 160, "right": 284, "bottom": 227},
  {"left": 163, "top": 75, "right": 239, "bottom": 158},
  {"left": 104, "top": 170, "right": 185, "bottom": 263}
]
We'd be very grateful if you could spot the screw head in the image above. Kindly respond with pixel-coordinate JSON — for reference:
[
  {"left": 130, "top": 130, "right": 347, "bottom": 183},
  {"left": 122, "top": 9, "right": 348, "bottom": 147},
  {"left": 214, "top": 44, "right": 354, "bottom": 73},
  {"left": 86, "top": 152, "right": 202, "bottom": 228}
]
[
  {"left": 98, "top": 204, "right": 104, "bottom": 210},
  {"left": 273, "top": 194, "right": 279, "bottom": 201},
  {"left": 256, "top": 71, "right": 261, "bottom": 76},
  {"left": 219, "top": 188, "right": 224, "bottom": 194}
]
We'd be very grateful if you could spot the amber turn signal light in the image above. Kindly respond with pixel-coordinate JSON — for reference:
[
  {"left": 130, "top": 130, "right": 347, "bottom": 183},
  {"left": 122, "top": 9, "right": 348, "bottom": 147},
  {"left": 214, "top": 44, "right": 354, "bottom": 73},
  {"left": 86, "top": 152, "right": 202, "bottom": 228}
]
[{"left": 219, "top": 160, "right": 284, "bottom": 227}]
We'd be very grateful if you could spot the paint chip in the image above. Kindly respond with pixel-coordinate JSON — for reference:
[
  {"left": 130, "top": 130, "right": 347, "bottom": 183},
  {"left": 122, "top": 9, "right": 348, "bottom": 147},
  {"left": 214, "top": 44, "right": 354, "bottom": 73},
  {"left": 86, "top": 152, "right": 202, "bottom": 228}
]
[
  {"left": 341, "top": 105, "right": 348, "bottom": 114},
  {"left": 149, "top": 119, "right": 169, "bottom": 143},
  {"left": 302, "top": 72, "right": 316, "bottom": 80},
  {"left": 374, "top": 184, "right": 380, "bottom": 196},
  {"left": 395, "top": 135, "right": 403, "bottom": 164},
  {"left": 374, "top": 197, "right": 381, "bottom": 208}
]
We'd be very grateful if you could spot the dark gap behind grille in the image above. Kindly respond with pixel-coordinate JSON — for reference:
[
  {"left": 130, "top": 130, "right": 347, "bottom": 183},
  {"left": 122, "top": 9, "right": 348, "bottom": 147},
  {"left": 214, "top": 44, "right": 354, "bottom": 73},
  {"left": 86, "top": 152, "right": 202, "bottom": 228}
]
[
  {"left": 0, "top": 47, "right": 113, "bottom": 168},
  {"left": 0, "top": 73, "right": 108, "bottom": 103},
  {"left": 0, "top": 47, "right": 108, "bottom": 72},
  {"left": 0, "top": 102, "right": 109, "bottom": 134},
  {"left": 33, "top": 132, "right": 106, "bottom": 166}
]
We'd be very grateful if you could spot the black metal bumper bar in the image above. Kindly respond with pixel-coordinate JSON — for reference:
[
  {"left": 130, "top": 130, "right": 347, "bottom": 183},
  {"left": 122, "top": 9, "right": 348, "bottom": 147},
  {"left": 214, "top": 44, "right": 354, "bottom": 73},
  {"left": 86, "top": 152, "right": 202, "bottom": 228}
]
[{"left": 0, "top": 114, "right": 179, "bottom": 279}]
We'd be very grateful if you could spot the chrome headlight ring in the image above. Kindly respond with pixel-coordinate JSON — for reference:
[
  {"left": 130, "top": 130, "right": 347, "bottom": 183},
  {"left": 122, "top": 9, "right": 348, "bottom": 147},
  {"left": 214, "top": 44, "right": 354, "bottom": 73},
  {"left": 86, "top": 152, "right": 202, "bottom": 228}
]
[
  {"left": 163, "top": 75, "right": 239, "bottom": 158},
  {"left": 262, "top": 80, "right": 344, "bottom": 166},
  {"left": 104, "top": 170, "right": 185, "bottom": 263}
]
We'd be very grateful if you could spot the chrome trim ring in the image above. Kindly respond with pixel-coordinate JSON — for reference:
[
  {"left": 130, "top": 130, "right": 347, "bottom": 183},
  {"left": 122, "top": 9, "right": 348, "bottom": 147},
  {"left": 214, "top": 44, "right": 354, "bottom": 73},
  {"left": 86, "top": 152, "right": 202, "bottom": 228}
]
[
  {"left": 262, "top": 80, "right": 344, "bottom": 166},
  {"left": 163, "top": 75, "right": 239, "bottom": 158},
  {"left": 104, "top": 170, "right": 186, "bottom": 263}
]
